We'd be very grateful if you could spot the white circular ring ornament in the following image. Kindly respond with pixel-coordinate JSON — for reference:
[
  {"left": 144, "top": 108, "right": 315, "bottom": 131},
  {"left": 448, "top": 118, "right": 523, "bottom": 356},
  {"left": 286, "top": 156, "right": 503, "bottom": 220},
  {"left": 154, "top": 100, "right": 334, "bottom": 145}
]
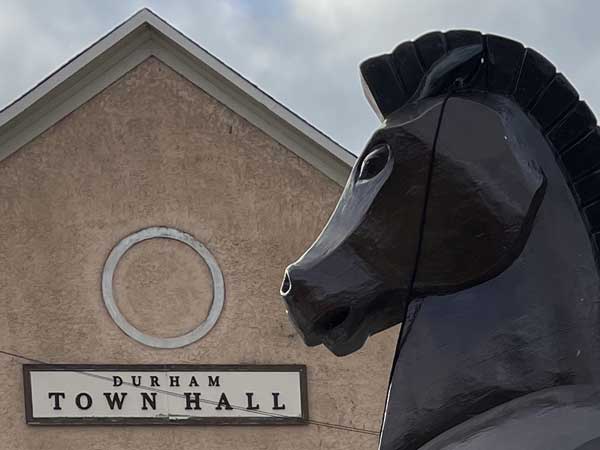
[{"left": 102, "top": 226, "right": 224, "bottom": 349}]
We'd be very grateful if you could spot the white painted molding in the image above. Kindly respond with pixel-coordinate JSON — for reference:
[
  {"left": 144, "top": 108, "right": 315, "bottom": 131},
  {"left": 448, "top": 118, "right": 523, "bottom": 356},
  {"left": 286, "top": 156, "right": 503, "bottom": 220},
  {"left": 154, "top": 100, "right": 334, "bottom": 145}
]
[
  {"left": 102, "top": 227, "right": 225, "bottom": 349},
  {"left": 0, "top": 9, "right": 355, "bottom": 185}
]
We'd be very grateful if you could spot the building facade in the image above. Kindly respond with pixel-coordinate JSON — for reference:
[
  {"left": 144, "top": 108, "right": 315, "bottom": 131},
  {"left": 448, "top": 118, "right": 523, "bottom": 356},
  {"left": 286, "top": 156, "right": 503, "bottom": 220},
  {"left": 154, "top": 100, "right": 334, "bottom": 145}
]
[{"left": 0, "top": 10, "right": 398, "bottom": 450}]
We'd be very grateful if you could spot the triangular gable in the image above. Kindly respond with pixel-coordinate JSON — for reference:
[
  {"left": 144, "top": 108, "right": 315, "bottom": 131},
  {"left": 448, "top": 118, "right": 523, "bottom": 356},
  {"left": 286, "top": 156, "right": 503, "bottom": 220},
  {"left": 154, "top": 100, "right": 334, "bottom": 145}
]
[{"left": 0, "top": 9, "right": 355, "bottom": 185}]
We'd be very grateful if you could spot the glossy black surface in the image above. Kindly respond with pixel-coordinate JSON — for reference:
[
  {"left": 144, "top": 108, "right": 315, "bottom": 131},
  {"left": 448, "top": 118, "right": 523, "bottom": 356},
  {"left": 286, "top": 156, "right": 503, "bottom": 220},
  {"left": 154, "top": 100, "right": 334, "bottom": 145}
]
[{"left": 281, "top": 31, "right": 600, "bottom": 449}]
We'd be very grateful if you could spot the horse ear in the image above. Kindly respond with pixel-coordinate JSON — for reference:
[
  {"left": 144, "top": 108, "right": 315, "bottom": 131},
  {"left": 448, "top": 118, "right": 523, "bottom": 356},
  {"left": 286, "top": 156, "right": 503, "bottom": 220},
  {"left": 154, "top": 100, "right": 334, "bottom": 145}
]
[
  {"left": 413, "top": 100, "right": 547, "bottom": 295},
  {"left": 410, "top": 44, "right": 483, "bottom": 102},
  {"left": 359, "top": 34, "right": 483, "bottom": 121}
]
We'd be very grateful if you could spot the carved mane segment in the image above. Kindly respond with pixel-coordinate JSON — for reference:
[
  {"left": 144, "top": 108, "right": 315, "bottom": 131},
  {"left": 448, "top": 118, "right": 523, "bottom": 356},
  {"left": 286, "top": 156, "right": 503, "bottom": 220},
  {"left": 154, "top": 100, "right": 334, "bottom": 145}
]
[{"left": 360, "top": 30, "right": 600, "bottom": 259}]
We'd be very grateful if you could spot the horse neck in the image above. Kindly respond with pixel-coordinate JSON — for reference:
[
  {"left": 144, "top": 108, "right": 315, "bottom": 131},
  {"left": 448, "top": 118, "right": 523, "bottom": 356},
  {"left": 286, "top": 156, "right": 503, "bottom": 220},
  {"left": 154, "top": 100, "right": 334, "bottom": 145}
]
[{"left": 379, "top": 147, "right": 600, "bottom": 450}]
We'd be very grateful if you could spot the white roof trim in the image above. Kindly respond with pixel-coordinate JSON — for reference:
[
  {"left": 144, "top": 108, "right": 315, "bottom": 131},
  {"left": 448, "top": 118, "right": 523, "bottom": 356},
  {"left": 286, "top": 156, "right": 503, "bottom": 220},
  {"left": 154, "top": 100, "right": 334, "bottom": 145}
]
[{"left": 0, "top": 9, "right": 355, "bottom": 185}]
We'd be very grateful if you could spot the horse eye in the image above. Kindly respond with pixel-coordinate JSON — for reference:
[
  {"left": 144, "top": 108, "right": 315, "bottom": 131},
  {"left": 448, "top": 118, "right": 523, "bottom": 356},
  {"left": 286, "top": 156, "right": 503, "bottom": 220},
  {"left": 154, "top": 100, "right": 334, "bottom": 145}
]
[{"left": 358, "top": 145, "right": 390, "bottom": 181}]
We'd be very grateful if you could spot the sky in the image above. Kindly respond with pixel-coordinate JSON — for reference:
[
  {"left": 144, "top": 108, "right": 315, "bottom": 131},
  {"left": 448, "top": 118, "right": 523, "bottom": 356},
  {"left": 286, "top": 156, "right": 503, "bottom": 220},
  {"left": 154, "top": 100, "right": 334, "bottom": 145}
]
[{"left": 1, "top": 0, "right": 599, "bottom": 154}]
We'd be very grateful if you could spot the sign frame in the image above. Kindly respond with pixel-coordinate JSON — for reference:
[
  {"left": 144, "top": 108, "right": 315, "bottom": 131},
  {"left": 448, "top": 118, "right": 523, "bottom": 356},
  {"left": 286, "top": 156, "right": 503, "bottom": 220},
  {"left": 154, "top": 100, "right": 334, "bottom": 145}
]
[{"left": 23, "top": 364, "right": 308, "bottom": 426}]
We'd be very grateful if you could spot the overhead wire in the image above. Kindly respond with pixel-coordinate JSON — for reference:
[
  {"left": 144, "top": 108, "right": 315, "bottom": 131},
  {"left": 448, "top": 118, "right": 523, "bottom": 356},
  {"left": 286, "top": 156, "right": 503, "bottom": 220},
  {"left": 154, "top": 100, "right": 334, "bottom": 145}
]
[{"left": 378, "top": 87, "right": 457, "bottom": 444}]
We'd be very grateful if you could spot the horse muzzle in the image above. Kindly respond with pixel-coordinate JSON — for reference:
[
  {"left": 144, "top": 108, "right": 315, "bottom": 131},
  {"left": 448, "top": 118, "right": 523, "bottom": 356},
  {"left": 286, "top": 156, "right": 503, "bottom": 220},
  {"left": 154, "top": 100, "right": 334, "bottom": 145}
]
[{"left": 280, "top": 266, "right": 371, "bottom": 356}]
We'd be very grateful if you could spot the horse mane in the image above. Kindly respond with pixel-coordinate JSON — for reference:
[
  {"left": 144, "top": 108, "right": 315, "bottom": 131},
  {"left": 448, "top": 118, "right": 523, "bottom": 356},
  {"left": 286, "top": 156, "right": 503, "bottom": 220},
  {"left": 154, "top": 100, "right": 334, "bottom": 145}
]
[{"left": 360, "top": 30, "right": 600, "bottom": 259}]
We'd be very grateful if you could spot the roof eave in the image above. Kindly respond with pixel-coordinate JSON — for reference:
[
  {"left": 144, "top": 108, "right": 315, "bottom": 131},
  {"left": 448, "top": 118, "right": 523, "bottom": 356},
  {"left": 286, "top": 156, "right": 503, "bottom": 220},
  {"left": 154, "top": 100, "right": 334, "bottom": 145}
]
[{"left": 0, "top": 9, "right": 355, "bottom": 185}]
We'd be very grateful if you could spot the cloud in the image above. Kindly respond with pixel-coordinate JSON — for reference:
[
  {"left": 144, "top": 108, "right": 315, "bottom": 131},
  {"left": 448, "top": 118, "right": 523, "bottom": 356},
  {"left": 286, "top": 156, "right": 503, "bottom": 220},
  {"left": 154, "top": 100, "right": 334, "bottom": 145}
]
[{"left": 2, "top": 0, "right": 600, "bottom": 154}]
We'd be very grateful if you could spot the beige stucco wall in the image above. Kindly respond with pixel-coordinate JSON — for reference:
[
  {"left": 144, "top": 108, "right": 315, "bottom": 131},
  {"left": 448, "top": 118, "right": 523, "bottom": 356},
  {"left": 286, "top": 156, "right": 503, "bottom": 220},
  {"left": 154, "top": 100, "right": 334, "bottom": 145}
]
[{"left": 0, "top": 57, "right": 398, "bottom": 450}]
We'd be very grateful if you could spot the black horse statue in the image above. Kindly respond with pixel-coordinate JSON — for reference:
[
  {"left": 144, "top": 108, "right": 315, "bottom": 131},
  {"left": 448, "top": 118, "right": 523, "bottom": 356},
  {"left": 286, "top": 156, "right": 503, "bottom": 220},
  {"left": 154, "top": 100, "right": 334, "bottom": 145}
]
[{"left": 281, "top": 30, "right": 600, "bottom": 450}]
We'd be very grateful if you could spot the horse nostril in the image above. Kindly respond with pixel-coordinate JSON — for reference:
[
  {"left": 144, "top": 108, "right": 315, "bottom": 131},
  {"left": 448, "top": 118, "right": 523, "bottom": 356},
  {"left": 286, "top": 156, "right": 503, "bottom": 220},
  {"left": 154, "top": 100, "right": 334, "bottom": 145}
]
[{"left": 280, "top": 270, "right": 292, "bottom": 296}]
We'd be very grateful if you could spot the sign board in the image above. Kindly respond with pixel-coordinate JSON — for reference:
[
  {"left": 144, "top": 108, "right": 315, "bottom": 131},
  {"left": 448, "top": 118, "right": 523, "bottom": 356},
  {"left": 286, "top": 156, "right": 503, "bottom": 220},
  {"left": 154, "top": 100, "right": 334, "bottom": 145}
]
[{"left": 23, "top": 365, "right": 308, "bottom": 425}]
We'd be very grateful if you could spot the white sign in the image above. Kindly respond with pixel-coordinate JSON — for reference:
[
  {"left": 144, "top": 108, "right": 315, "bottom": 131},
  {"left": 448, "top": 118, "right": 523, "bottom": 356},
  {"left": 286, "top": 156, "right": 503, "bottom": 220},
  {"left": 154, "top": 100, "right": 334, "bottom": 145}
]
[{"left": 24, "top": 365, "right": 308, "bottom": 425}]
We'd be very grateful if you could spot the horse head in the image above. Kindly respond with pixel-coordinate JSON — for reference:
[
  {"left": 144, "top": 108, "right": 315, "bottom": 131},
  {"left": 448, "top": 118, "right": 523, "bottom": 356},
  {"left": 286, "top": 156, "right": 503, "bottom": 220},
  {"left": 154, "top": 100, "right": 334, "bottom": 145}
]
[
  {"left": 280, "top": 31, "right": 566, "bottom": 356},
  {"left": 281, "top": 30, "right": 600, "bottom": 449}
]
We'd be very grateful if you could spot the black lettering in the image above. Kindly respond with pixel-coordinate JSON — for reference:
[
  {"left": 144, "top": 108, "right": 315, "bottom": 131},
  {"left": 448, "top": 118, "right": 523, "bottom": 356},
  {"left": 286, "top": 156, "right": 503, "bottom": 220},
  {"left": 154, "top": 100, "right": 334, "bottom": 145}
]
[
  {"left": 170, "top": 376, "right": 180, "bottom": 387},
  {"left": 184, "top": 392, "right": 202, "bottom": 410},
  {"left": 75, "top": 392, "right": 93, "bottom": 410},
  {"left": 272, "top": 392, "right": 285, "bottom": 410},
  {"left": 103, "top": 392, "right": 127, "bottom": 410},
  {"left": 48, "top": 392, "right": 65, "bottom": 410},
  {"left": 131, "top": 375, "right": 141, "bottom": 387},
  {"left": 141, "top": 392, "right": 157, "bottom": 410},
  {"left": 189, "top": 376, "right": 199, "bottom": 387},
  {"left": 150, "top": 376, "right": 160, "bottom": 387},
  {"left": 113, "top": 376, "right": 123, "bottom": 387},
  {"left": 215, "top": 392, "right": 233, "bottom": 410},
  {"left": 245, "top": 392, "right": 259, "bottom": 410},
  {"left": 208, "top": 376, "right": 220, "bottom": 387}
]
